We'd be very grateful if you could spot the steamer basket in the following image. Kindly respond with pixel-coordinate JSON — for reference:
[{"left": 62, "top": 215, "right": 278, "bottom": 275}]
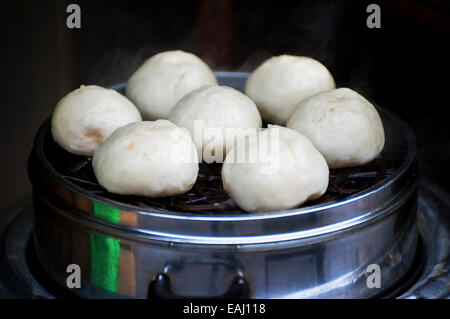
[{"left": 28, "top": 72, "right": 419, "bottom": 298}]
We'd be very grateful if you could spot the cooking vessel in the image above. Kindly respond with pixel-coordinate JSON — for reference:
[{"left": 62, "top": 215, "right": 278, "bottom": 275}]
[{"left": 28, "top": 72, "right": 419, "bottom": 298}]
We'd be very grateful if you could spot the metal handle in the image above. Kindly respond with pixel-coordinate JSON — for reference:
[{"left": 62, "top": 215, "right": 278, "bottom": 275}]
[
  {"left": 147, "top": 257, "right": 250, "bottom": 299},
  {"left": 148, "top": 272, "right": 250, "bottom": 299}
]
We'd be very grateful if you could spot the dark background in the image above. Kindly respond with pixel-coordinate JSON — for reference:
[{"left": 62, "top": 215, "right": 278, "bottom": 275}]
[{"left": 1, "top": 0, "right": 449, "bottom": 212}]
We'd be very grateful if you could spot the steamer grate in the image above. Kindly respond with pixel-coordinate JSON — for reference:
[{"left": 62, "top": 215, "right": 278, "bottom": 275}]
[{"left": 43, "top": 128, "right": 393, "bottom": 215}]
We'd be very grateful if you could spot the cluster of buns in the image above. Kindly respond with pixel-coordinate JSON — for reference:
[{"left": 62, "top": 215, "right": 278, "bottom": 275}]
[{"left": 51, "top": 50, "right": 384, "bottom": 213}]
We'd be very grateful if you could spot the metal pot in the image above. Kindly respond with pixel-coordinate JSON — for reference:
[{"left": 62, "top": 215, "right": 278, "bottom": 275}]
[{"left": 28, "top": 72, "right": 419, "bottom": 298}]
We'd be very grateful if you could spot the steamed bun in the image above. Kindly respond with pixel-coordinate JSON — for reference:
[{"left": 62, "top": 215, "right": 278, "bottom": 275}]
[
  {"left": 126, "top": 50, "right": 217, "bottom": 120},
  {"left": 92, "top": 120, "right": 198, "bottom": 197},
  {"left": 245, "top": 55, "right": 335, "bottom": 125},
  {"left": 51, "top": 85, "right": 142, "bottom": 156},
  {"left": 168, "top": 85, "right": 262, "bottom": 162},
  {"left": 287, "top": 88, "right": 385, "bottom": 168},
  {"left": 222, "top": 125, "right": 329, "bottom": 213}
]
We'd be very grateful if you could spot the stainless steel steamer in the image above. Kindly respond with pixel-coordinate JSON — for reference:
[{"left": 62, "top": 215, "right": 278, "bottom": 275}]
[{"left": 28, "top": 73, "right": 419, "bottom": 298}]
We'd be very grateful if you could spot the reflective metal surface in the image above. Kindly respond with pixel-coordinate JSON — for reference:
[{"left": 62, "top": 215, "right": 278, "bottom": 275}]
[
  {"left": 26, "top": 73, "right": 421, "bottom": 298},
  {"left": 30, "top": 185, "right": 418, "bottom": 298},
  {"left": 2, "top": 179, "right": 448, "bottom": 298},
  {"left": 29, "top": 73, "right": 417, "bottom": 243}
]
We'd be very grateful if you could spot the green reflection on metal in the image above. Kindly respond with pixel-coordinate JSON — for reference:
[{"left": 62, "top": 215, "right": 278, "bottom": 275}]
[
  {"left": 93, "top": 200, "right": 120, "bottom": 224},
  {"left": 90, "top": 200, "right": 121, "bottom": 293}
]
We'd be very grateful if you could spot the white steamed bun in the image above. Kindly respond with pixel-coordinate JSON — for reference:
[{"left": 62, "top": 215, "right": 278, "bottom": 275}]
[
  {"left": 287, "top": 88, "right": 385, "bottom": 168},
  {"left": 222, "top": 125, "right": 329, "bottom": 213},
  {"left": 245, "top": 55, "right": 335, "bottom": 125},
  {"left": 126, "top": 50, "right": 217, "bottom": 120},
  {"left": 51, "top": 85, "right": 142, "bottom": 156},
  {"left": 168, "top": 85, "right": 262, "bottom": 163},
  {"left": 92, "top": 120, "right": 198, "bottom": 197}
]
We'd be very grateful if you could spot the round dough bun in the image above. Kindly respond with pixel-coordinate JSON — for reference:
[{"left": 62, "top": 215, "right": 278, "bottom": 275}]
[
  {"left": 222, "top": 125, "right": 329, "bottom": 213},
  {"left": 168, "top": 85, "right": 262, "bottom": 163},
  {"left": 245, "top": 55, "right": 335, "bottom": 125},
  {"left": 126, "top": 50, "right": 217, "bottom": 120},
  {"left": 51, "top": 85, "right": 142, "bottom": 156},
  {"left": 287, "top": 88, "right": 385, "bottom": 169},
  {"left": 92, "top": 120, "right": 199, "bottom": 197}
]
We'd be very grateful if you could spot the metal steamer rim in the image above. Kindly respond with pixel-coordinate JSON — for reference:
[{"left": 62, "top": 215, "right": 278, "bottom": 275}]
[{"left": 29, "top": 72, "right": 419, "bottom": 245}]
